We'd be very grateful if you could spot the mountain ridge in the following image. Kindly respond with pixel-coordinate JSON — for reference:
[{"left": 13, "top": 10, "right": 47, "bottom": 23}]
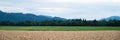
[
  {"left": 0, "top": 10, "right": 66, "bottom": 22},
  {"left": 101, "top": 16, "right": 120, "bottom": 20},
  {"left": 0, "top": 10, "right": 120, "bottom": 21}
]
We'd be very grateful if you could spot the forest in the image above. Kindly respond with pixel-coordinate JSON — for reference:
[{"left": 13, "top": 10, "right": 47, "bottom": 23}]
[{"left": 0, "top": 19, "right": 120, "bottom": 26}]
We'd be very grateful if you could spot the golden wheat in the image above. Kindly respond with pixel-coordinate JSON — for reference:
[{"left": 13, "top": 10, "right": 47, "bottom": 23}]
[{"left": 0, "top": 30, "right": 120, "bottom": 40}]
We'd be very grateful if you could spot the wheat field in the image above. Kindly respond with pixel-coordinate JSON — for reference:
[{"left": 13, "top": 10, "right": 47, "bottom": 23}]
[{"left": 0, "top": 30, "right": 120, "bottom": 40}]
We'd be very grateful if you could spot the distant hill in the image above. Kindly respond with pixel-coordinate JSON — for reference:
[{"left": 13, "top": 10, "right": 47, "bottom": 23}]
[
  {"left": 0, "top": 10, "right": 66, "bottom": 22},
  {"left": 101, "top": 16, "right": 120, "bottom": 20}
]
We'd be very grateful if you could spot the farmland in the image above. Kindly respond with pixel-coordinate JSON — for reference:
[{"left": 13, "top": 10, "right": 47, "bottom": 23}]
[
  {"left": 0, "top": 26, "right": 120, "bottom": 40},
  {"left": 0, "top": 31, "right": 120, "bottom": 40},
  {"left": 0, "top": 26, "right": 120, "bottom": 31}
]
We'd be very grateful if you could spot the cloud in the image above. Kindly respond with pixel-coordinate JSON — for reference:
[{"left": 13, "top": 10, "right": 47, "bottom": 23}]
[
  {"left": 0, "top": 6, "right": 30, "bottom": 13},
  {"left": 38, "top": 8, "right": 76, "bottom": 14},
  {"left": 0, "top": 0, "right": 120, "bottom": 20},
  {"left": 28, "top": 0, "right": 120, "bottom": 3}
]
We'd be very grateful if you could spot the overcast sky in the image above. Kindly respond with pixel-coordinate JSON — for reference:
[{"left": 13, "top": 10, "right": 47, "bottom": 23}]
[{"left": 0, "top": 0, "right": 120, "bottom": 20}]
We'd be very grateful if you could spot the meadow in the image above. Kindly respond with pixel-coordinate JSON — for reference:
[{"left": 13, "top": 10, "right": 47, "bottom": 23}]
[{"left": 0, "top": 26, "right": 120, "bottom": 31}]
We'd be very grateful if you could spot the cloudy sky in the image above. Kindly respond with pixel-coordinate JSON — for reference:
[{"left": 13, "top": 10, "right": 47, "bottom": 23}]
[{"left": 0, "top": 0, "right": 120, "bottom": 20}]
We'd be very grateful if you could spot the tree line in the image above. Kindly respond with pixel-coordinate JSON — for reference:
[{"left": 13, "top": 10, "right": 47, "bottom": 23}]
[{"left": 0, "top": 19, "right": 120, "bottom": 26}]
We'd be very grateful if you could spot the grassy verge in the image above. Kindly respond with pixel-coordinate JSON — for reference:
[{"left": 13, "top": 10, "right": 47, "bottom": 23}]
[{"left": 0, "top": 26, "right": 120, "bottom": 31}]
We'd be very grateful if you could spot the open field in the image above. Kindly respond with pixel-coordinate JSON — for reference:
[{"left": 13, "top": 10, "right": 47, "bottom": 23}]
[
  {"left": 0, "top": 26, "right": 120, "bottom": 31},
  {"left": 0, "top": 26, "right": 120, "bottom": 40},
  {"left": 0, "top": 30, "right": 120, "bottom": 40}
]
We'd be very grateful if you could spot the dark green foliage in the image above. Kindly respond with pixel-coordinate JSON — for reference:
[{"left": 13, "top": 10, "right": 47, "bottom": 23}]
[
  {"left": 0, "top": 19, "right": 120, "bottom": 26},
  {"left": 0, "top": 10, "right": 120, "bottom": 26}
]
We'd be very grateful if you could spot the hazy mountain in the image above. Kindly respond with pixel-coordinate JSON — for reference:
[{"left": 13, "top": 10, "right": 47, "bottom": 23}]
[
  {"left": 0, "top": 10, "right": 66, "bottom": 22},
  {"left": 101, "top": 16, "right": 120, "bottom": 20}
]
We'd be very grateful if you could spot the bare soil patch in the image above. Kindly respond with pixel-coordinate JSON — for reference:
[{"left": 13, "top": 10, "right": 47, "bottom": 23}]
[{"left": 0, "top": 30, "right": 120, "bottom": 40}]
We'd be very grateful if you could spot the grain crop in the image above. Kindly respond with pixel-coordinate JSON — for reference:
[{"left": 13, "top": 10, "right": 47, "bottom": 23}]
[{"left": 0, "top": 30, "right": 120, "bottom": 40}]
